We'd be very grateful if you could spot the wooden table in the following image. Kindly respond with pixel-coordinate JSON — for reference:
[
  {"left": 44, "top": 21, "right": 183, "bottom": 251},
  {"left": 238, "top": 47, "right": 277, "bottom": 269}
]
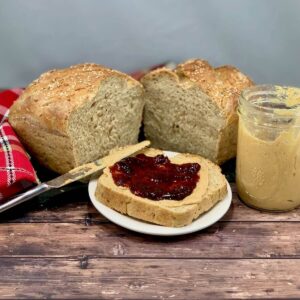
[{"left": 0, "top": 176, "right": 299, "bottom": 299}]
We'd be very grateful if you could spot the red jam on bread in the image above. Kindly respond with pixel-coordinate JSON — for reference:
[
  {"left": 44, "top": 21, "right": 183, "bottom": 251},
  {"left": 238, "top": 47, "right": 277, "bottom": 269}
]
[{"left": 110, "top": 154, "right": 200, "bottom": 200}]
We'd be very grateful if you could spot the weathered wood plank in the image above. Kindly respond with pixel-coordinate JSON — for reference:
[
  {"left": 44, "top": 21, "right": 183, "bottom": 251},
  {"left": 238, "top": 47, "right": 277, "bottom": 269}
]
[
  {"left": 0, "top": 185, "right": 97, "bottom": 223},
  {"left": 0, "top": 222, "right": 298, "bottom": 258},
  {"left": 1, "top": 184, "right": 299, "bottom": 223},
  {"left": 0, "top": 258, "right": 299, "bottom": 299}
]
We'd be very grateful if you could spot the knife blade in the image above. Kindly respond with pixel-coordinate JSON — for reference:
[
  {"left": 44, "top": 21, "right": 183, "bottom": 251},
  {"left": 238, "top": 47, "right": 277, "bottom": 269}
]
[{"left": 0, "top": 140, "right": 150, "bottom": 213}]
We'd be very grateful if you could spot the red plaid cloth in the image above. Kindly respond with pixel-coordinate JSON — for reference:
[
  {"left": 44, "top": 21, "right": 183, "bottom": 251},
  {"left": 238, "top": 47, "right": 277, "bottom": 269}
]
[{"left": 0, "top": 89, "right": 38, "bottom": 202}]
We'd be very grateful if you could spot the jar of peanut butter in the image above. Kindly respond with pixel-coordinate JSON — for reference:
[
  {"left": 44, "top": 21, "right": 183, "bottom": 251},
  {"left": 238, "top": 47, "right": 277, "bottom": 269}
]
[{"left": 236, "top": 85, "right": 300, "bottom": 211}]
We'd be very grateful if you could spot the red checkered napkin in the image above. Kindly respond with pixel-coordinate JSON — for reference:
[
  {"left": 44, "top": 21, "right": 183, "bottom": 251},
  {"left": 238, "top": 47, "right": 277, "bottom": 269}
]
[{"left": 0, "top": 89, "right": 38, "bottom": 202}]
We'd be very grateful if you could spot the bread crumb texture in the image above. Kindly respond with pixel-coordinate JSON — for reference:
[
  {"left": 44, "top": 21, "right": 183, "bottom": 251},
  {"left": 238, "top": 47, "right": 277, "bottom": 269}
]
[
  {"left": 96, "top": 148, "right": 227, "bottom": 227},
  {"left": 141, "top": 59, "right": 253, "bottom": 164},
  {"left": 9, "top": 63, "right": 145, "bottom": 173}
]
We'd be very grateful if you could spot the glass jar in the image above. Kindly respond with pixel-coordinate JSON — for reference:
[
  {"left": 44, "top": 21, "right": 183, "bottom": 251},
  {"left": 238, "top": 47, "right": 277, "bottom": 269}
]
[{"left": 236, "top": 85, "right": 300, "bottom": 211}]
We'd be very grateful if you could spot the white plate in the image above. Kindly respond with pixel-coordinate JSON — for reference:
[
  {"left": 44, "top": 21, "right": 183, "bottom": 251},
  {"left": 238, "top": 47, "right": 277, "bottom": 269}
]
[{"left": 88, "top": 151, "right": 232, "bottom": 236}]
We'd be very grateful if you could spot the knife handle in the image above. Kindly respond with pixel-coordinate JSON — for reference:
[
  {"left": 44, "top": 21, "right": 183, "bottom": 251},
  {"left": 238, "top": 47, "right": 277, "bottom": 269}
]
[{"left": 0, "top": 183, "right": 51, "bottom": 214}]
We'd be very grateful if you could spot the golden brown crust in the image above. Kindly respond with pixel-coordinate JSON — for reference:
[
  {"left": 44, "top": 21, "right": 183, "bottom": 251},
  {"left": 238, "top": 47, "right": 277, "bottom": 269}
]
[
  {"left": 141, "top": 59, "right": 253, "bottom": 125},
  {"left": 8, "top": 63, "right": 144, "bottom": 173},
  {"left": 141, "top": 59, "right": 253, "bottom": 164},
  {"left": 216, "top": 121, "right": 238, "bottom": 164},
  {"left": 97, "top": 179, "right": 197, "bottom": 227},
  {"left": 9, "top": 63, "right": 142, "bottom": 135},
  {"left": 175, "top": 59, "right": 254, "bottom": 124},
  {"left": 9, "top": 117, "right": 75, "bottom": 173},
  {"left": 95, "top": 148, "right": 227, "bottom": 227}
]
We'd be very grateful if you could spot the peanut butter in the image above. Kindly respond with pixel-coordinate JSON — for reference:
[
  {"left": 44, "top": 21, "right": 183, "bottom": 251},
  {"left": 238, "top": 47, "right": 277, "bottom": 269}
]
[{"left": 236, "top": 85, "right": 300, "bottom": 211}]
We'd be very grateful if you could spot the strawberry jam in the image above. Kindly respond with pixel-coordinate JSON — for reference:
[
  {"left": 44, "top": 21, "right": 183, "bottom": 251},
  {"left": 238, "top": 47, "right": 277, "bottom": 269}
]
[{"left": 110, "top": 154, "right": 200, "bottom": 200}]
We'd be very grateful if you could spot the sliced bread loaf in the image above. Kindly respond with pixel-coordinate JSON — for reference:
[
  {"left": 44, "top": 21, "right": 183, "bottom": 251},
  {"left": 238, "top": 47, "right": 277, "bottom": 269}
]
[
  {"left": 141, "top": 59, "right": 253, "bottom": 164},
  {"left": 9, "top": 64, "right": 145, "bottom": 174},
  {"left": 95, "top": 147, "right": 227, "bottom": 227}
]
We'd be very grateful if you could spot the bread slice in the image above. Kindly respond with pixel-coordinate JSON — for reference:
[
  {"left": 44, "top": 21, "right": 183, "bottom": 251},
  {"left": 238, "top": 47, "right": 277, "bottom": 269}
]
[
  {"left": 95, "top": 147, "right": 227, "bottom": 227},
  {"left": 141, "top": 59, "right": 253, "bottom": 164},
  {"left": 9, "top": 63, "right": 144, "bottom": 174}
]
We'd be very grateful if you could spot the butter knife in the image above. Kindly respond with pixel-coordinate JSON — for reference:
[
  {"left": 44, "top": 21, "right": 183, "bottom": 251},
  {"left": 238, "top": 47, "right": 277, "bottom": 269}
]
[{"left": 0, "top": 140, "right": 150, "bottom": 213}]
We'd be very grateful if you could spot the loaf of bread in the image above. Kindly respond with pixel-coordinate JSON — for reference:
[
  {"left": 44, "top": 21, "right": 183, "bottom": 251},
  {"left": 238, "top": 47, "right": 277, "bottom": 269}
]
[
  {"left": 9, "top": 64, "right": 145, "bottom": 174},
  {"left": 141, "top": 59, "right": 253, "bottom": 164},
  {"left": 95, "top": 147, "right": 227, "bottom": 227}
]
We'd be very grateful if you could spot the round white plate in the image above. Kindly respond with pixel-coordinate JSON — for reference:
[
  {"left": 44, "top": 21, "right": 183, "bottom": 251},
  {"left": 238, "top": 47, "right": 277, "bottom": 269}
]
[{"left": 88, "top": 151, "right": 232, "bottom": 236}]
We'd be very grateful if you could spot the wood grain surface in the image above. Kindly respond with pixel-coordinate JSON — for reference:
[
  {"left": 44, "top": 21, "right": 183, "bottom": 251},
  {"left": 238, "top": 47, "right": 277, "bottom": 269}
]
[
  {"left": 1, "top": 258, "right": 299, "bottom": 299},
  {"left": 0, "top": 182, "right": 299, "bottom": 299}
]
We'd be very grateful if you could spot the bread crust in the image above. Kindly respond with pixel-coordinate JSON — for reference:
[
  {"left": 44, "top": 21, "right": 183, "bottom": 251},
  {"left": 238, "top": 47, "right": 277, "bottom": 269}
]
[
  {"left": 9, "top": 63, "right": 142, "bottom": 135},
  {"left": 8, "top": 63, "right": 144, "bottom": 173},
  {"left": 141, "top": 59, "right": 253, "bottom": 164},
  {"left": 95, "top": 148, "right": 227, "bottom": 227},
  {"left": 174, "top": 59, "right": 253, "bottom": 124}
]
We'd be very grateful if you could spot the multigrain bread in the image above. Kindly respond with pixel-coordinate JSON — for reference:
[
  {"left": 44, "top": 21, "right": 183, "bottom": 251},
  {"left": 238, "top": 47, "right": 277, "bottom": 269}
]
[
  {"left": 9, "top": 63, "right": 144, "bottom": 174},
  {"left": 95, "top": 147, "right": 227, "bottom": 227},
  {"left": 141, "top": 59, "right": 253, "bottom": 164}
]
